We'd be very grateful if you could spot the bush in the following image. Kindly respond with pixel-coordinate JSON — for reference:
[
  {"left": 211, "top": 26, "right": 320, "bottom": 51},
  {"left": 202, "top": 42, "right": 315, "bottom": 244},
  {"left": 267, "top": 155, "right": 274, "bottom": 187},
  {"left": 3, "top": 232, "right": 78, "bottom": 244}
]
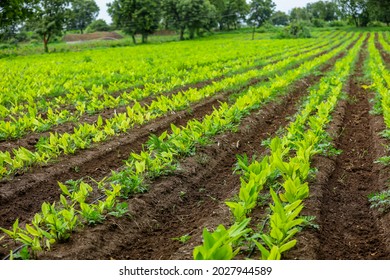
[
  {"left": 312, "top": 19, "right": 325, "bottom": 28},
  {"left": 257, "top": 22, "right": 279, "bottom": 33},
  {"left": 15, "top": 31, "right": 28, "bottom": 42},
  {"left": 278, "top": 22, "right": 312, "bottom": 39},
  {"left": 367, "top": 21, "right": 385, "bottom": 27},
  {"left": 85, "top": 19, "right": 111, "bottom": 33},
  {"left": 327, "top": 20, "right": 346, "bottom": 27}
]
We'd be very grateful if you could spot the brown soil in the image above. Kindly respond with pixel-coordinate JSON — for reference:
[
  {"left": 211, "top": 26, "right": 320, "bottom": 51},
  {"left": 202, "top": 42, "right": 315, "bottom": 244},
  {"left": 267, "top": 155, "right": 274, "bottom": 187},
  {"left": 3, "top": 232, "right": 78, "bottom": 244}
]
[
  {"left": 63, "top": 32, "right": 123, "bottom": 42},
  {"left": 286, "top": 34, "right": 390, "bottom": 260}
]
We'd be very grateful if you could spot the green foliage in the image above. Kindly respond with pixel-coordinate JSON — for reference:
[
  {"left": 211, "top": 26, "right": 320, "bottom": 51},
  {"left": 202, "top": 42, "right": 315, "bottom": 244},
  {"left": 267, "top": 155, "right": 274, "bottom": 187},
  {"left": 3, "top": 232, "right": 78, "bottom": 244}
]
[
  {"left": 30, "top": 0, "right": 72, "bottom": 52},
  {"left": 247, "top": 0, "right": 276, "bottom": 28},
  {"left": 85, "top": 19, "right": 111, "bottom": 33},
  {"left": 162, "top": 0, "right": 217, "bottom": 40},
  {"left": 290, "top": 7, "right": 310, "bottom": 22},
  {"left": 307, "top": 1, "right": 340, "bottom": 22},
  {"left": 172, "top": 234, "right": 192, "bottom": 243},
  {"left": 369, "top": 190, "right": 390, "bottom": 213},
  {"left": 0, "top": 0, "right": 36, "bottom": 41},
  {"left": 210, "top": 0, "right": 249, "bottom": 30},
  {"left": 271, "top": 11, "right": 289, "bottom": 26},
  {"left": 278, "top": 22, "right": 312, "bottom": 39},
  {"left": 108, "top": 202, "right": 129, "bottom": 217},
  {"left": 193, "top": 218, "right": 251, "bottom": 260},
  {"left": 67, "top": 0, "right": 100, "bottom": 34},
  {"left": 108, "top": 0, "right": 160, "bottom": 43}
]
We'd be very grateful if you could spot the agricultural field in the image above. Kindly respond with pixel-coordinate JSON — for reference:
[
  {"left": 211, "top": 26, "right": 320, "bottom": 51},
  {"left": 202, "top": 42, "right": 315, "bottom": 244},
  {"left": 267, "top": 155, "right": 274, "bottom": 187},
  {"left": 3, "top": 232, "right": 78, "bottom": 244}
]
[{"left": 0, "top": 30, "right": 390, "bottom": 260}]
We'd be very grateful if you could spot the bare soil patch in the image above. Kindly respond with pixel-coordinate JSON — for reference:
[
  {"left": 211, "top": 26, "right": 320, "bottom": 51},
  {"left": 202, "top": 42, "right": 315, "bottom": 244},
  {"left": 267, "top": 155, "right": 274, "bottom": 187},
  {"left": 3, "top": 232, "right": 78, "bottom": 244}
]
[{"left": 63, "top": 32, "right": 123, "bottom": 43}]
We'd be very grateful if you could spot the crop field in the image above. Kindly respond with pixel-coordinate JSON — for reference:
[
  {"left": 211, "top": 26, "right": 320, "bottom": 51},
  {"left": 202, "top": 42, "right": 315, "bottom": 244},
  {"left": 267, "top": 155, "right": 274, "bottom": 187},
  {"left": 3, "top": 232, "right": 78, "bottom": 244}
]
[{"left": 0, "top": 31, "right": 390, "bottom": 260}]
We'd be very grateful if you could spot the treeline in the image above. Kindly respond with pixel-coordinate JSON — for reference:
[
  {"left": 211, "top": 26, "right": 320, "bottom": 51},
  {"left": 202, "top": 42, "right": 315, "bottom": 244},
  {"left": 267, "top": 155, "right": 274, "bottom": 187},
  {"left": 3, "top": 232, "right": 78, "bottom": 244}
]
[{"left": 1, "top": 0, "right": 389, "bottom": 52}]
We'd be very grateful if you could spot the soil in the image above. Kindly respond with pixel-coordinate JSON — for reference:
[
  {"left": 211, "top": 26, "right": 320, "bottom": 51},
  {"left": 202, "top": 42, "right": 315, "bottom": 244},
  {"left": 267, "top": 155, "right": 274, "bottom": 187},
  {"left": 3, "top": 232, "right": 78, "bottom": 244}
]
[{"left": 63, "top": 32, "right": 123, "bottom": 43}]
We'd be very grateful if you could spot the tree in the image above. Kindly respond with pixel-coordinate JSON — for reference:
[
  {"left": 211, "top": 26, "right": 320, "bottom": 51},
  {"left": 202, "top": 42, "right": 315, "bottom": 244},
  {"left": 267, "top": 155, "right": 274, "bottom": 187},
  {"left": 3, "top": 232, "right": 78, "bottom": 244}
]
[
  {"left": 0, "top": 0, "right": 36, "bottom": 40},
  {"left": 108, "top": 0, "right": 160, "bottom": 44},
  {"left": 271, "top": 11, "right": 289, "bottom": 26},
  {"left": 30, "top": 0, "right": 71, "bottom": 52},
  {"left": 209, "top": 0, "right": 249, "bottom": 30},
  {"left": 290, "top": 7, "right": 310, "bottom": 22},
  {"left": 162, "top": 0, "right": 217, "bottom": 40},
  {"left": 368, "top": 0, "right": 390, "bottom": 25},
  {"left": 247, "top": 0, "right": 275, "bottom": 28},
  {"left": 306, "top": 1, "right": 340, "bottom": 22},
  {"left": 68, "top": 0, "right": 99, "bottom": 34},
  {"left": 337, "top": 0, "right": 367, "bottom": 27},
  {"left": 85, "top": 19, "right": 110, "bottom": 33}
]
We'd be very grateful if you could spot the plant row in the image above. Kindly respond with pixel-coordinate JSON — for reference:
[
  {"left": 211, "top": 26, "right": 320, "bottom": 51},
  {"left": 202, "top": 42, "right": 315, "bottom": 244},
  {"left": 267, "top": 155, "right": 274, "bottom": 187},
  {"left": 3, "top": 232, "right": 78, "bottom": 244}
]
[
  {"left": 0, "top": 33, "right": 354, "bottom": 258},
  {"left": 366, "top": 33, "right": 390, "bottom": 212},
  {"left": 0, "top": 34, "right": 355, "bottom": 179},
  {"left": 0, "top": 32, "right": 339, "bottom": 120},
  {"left": 0, "top": 33, "right": 346, "bottom": 141},
  {"left": 193, "top": 34, "right": 364, "bottom": 260}
]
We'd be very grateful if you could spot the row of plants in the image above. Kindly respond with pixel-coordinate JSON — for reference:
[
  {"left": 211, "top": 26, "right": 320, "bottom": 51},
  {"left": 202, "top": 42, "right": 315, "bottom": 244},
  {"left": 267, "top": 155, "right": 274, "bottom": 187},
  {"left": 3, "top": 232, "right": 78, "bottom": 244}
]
[
  {"left": 193, "top": 34, "right": 365, "bottom": 260},
  {"left": 0, "top": 33, "right": 355, "bottom": 178},
  {"left": 0, "top": 33, "right": 354, "bottom": 258},
  {"left": 366, "top": 33, "right": 390, "bottom": 212},
  {"left": 0, "top": 33, "right": 346, "bottom": 141},
  {"left": 0, "top": 31, "right": 339, "bottom": 120}
]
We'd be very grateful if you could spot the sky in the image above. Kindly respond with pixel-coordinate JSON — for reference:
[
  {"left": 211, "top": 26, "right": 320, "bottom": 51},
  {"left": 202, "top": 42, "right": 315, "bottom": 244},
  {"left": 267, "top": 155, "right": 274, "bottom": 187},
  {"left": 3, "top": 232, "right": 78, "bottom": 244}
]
[{"left": 95, "top": 0, "right": 318, "bottom": 24}]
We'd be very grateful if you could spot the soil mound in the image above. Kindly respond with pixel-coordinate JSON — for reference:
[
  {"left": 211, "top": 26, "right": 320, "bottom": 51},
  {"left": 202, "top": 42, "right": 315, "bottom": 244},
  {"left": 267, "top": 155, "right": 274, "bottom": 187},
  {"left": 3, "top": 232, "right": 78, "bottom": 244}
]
[{"left": 63, "top": 32, "right": 123, "bottom": 42}]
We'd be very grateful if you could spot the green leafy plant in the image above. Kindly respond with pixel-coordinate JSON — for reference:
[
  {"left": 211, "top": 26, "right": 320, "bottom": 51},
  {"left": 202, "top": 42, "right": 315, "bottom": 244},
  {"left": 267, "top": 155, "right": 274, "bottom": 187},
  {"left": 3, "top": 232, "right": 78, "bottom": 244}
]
[
  {"left": 172, "top": 234, "right": 191, "bottom": 244},
  {"left": 108, "top": 202, "right": 129, "bottom": 217},
  {"left": 193, "top": 218, "right": 251, "bottom": 260},
  {"left": 369, "top": 190, "right": 390, "bottom": 213}
]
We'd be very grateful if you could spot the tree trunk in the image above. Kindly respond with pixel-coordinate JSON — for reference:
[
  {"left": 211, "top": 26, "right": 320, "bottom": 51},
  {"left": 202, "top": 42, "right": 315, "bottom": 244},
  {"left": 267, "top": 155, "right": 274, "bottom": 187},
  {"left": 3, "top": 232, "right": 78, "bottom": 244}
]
[
  {"left": 189, "top": 28, "right": 195, "bottom": 39},
  {"left": 353, "top": 15, "right": 359, "bottom": 27},
  {"left": 179, "top": 28, "right": 185, "bottom": 41},
  {"left": 80, "top": 29, "right": 83, "bottom": 34},
  {"left": 43, "top": 34, "right": 49, "bottom": 53},
  {"left": 142, "top": 33, "right": 148, "bottom": 43},
  {"left": 132, "top": 34, "right": 136, "bottom": 44}
]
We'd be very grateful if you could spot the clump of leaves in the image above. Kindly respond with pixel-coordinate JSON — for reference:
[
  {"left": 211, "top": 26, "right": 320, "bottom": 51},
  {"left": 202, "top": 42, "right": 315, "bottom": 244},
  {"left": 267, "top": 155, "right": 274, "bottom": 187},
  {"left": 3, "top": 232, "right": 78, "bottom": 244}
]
[
  {"left": 369, "top": 190, "right": 390, "bottom": 213},
  {"left": 9, "top": 247, "right": 30, "bottom": 260},
  {"left": 172, "top": 234, "right": 191, "bottom": 244},
  {"left": 374, "top": 156, "right": 390, "bottom": 166},
  {"left": 108, "top": 202, "right": 129, "bottom": 218}
]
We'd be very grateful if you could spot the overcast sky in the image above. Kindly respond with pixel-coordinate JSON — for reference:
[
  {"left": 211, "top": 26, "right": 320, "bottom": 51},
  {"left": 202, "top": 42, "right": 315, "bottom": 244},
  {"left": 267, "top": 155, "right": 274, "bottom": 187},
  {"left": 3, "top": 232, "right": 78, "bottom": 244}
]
[{"left": 95, "top": 0, "right": 318, "bottom": 24}]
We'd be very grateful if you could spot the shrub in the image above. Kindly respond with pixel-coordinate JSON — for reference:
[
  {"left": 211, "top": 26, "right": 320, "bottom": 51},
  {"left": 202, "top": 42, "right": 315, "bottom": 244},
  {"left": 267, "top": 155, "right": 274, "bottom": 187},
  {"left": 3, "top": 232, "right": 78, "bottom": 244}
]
[
  {"left": 278, "top": 22, "right": 311, "bottom": 39},
  {"left": 85, "top": 19, "right": 111, "bottom": 33},
  {"left": 312, "top": 19, "right": 325, "bottom": 28},
  {"left": 367, "top": 21, "right": 385, "bottom": 27},
  {"left": 327, "top": 20, "right": 346, "bottom": 27}
]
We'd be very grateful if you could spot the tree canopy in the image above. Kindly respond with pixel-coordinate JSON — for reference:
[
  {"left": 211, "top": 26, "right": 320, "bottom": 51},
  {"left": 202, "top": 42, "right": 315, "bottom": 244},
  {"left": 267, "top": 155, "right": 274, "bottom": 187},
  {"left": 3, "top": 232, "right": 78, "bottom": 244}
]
[
  {"left": 67, "top": 0, "right": 100, "bottom": 34},
  {"left": 247, "top": 0, "right": 276, "bottom": 28}
]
